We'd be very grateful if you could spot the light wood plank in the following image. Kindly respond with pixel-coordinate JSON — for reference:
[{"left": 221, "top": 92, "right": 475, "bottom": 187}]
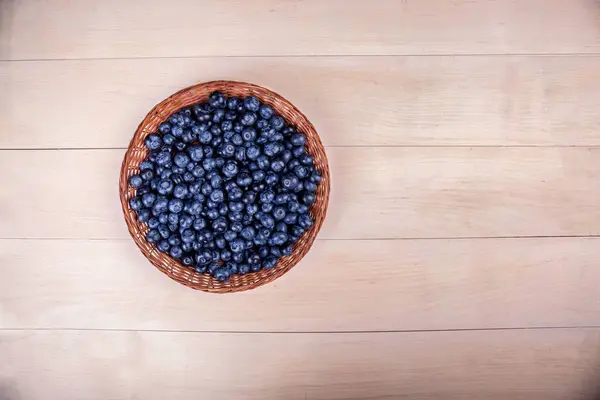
[
  {"left": 1, "top": 148, "right": 600, "bottom": 240},
  {"left": 2, "top": 0, "right": 600, "bottom": 60},
  {"left": 1, "top": 329, "right": 597, "bottom": 400},
  {"left": 3, "top": 56, "right": 600, "bottom": 148},
  {"left": 2, "top": 237, "right": 600, "bottom": 331}
]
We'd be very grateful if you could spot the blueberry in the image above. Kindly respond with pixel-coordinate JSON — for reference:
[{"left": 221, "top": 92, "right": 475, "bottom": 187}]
[
  {"left": 270, "top": 116, "right": 285, "bottom": 131},
  {"left": 186, "top": 200, "right": 203, "bottom": 216},
  {"left": 192, "top": 166, "right": 205, "bottom": 178},
  {"left": 264, "top": 172, "right": 278, "bottom": 186},
  {"left": 214, "top": 267, "right": 232, "bottom": 282},
  {"left": 259, "top": 105, "right": 273, "bottom": 119},
  {"left": 210, "top": 174, "right": 223, "bottom": 189},
  {"left": 246, "top": 145, "right": 261, "bottom": 160},
  {"left": 223, "top": 230, "right": 237, "bottom": 241},
  {"left": 242, "top": 127, "right": 257, "bottom": 142},
  {"left": 271, "top": 159, "right": 286, "bottom": 173},
  {"left": 140, "top": 170, "right": 154, "bottom": 182},
  {"left": 157, "top": 179, "right": 174, "bottom": 195},
  {"left": 222, "top": 161, "right": 239, "bottom": 178},
  {"left": 282, "top": 245, "right": 293, "bottom": 256},
  {"left": 171, "top": 125, "right": 184, "bottom": 137},
  {"left": 209, "top": 91, "right": 226, "bottom": 109},
  {"left": 304, "top": 181, "right": 317, "bottom": 192},
  {"left": 294, "top": 165, "right": 309, "bottom": 179},
  {"left": 241, "top": 112, "right": 257, "bottom": 126},
  {"left": 300, "top": 154, "right": 314, "bottom": 166},
  {"left": 298, "top": 214, "right": 313, "bottom": 229},
  {"left": 244, "top": 96, "right": 260, "bottom": 112},
  {"left": 188, "top": 145, "right": 204, "bottom": 162},
  {"left": 236, "top": 173, "right": 252, "bottom": 187},
  {"left": 269, "top": 231, "right": 288, "bottom": 246},
  {"left": 167, "top": 212, "right": 179, "bottom": 226},
  {"left": 174, "top": 152, "right": 190, "bottom": 168},
  {"left": 219, "top": 144, "right": 236, "bottom": 158},
  {"left": 146, "top": 229, "right": 161, "bottom": 243},
  {"left": 129, "top": 174, "right": 143, "bottom": 188},
  {"left": 180, "top": 214, "right": 193, "bottom": 229},
  {"left": 229, "top": 202, "right": 244, "bottom": 213},
  {"left": 257, "top": 155, "right": 270, "bottom": 170},
  {"left": 215, "top": 236, "right": 227, "bottom": 249},
  {"left": 140, "top": 193, "right": 156, "bottom": 208},
  {"left": 159, "top": 122, "right": 172, "bottom": 134},
  {"left": 206, "top": 208, "right": 219, "bottom": 220},
  {"left": 198, "top": 130, "right": 212, "bottom": 144},
  {"left": 158, "top": 240, "right": 170, "bottom": 252},
  {"left": 260, "top": 190, "right": 275, "bottom": 204},
  {"left": 210, "top": 189, "right": 224, "bottom": 203},
  {"left": 246, "top": 203, "right": 259, "bottom": 215},
  {"left": 291, "top": 133, "right": 306, "bottom": 146},
  {"left": 212, "top": 217, "right": 228, "bottom": 233},
  {"left": 195, "top": 250, "right": 212, "bottom": 265},
  {"left": 181, "top": 229, "right": 196, "bottom": 243},
  {"left": 227, "top": 97, "right": 240, "bottom": 110},
  {"left": 137, "top": 208, "right": 151, "bottom": 222},
  {"left": 170, "top": 246, "right": 183, "bottom": 259},
  {"left": 261, "top": 203, "right": 274, "bottom": 213},
  {"left": 262, "top": 256, "right": 278, "bottom": 270},
  {"left": 173, "top": 184, "right": 189, "bottom": 199},
  {"left": 193, "top": 217, "right": 207, "bottom": 231},
  {"left": 203, "top": 158, "right": 217, "bottom": 171},
  {"left": 145, "top": 134, "right": 162, "bottom": 150},
  {"left": 148, "top": 217, "right": 160, "bottom": 229},
  {"left": 303, "top": 193, "right": 316, "bottom": 205},
  {"left": 260, "top": 214, "right": 275, "bottom": 229},
  {"left": 283, "top": 213, "right": 298, "bottom": 225},
  {"left": 155, "top": 151, "right": 171, "bottom": 166},
  {"left": 129, "top": 196, "right": 143, "bottom": 211},
  {"left": 273, "top": 207, "right": 286, "bottom": 221}
]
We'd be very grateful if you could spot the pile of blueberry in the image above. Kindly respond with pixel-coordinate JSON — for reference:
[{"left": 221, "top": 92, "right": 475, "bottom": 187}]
[{"left": 127, "top": 92, "right": 322, "bottom": 282}]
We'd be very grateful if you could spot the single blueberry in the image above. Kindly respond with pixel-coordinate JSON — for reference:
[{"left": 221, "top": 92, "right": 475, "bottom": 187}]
[
  {"left": 145, "top": 134, "right": 162, "bottom": 150},
  {"left": 219, "top": 143, "right": 235, "bottom": 158},
  {"left": 158, "top": 240, "right": 170, "bottom": 252},
  {"left": 262, "top": 256, "right": 278, "bottom": 270},
  {"left": 303, "top": 193, "right": 316, "bottom": 205},
  {"left": 170, "top": 246, "right": 183, "bottom": 259},
  {"left": 146, "top": 229, "right": 161, "bottom": 243},
  {"left": 137, "top": 208, "right": 151, "bottom": 223},
  {"left": 242, "top": 127, "right": 257, "bottom": 142},
  {"left": 129, "top": 174, "right": 143, "bottom": 188},
  {"left": 283, "top": 213, "right": 298, "bottom": 225},
  {"left": 167, "top": 212, "right": 179, "bottom": 226},
  {"left": 269, "top": 231, "right": 288, "bottom": 246},
  {"left": 129, "top": 196, "right": 143, "bottom": 211},
  {"left": 148, "top": 217, "right": 160, "bottom": 229},
  {"left": 270, "top": 116, "right": 285, "bottom": 131},
  {"left": 181, "top": 229, "right": 196, "bottom": 243},
  {"left": 243, "top": 96, "right": 260, "bottom": 112},
  {"left": 155, "top": 151, "right": 171, "bottom": 166},
  {"left": 241, "top": 112, "right": 257, "bottom": 126},
  {"left": 209, "top": 91, "right": 226, "bottom": 108},
  {"left": 159, "top": 122, "right": 172, "bottom": 134},
  {"left": 214, "top": 267, "right": 232, "bottom": 282},
  {"left": 210, "top": 189, "right": 224, "bottom": 203},
  {"left": 271, "top": 159, "right": 285, "bottom": 173},
  {"left": 260, "top": 190, "right": 275, "bottom": 204},
  {"left": 273, "top": 207, "right": 286, "bottom": 221},
  {"left": 173, "top": 184, "right": 189, "bottom": 199},
  {"left": 235, "top": 172, "right": 251, "bottom": 187},
  {"left": 227, "top": 97, "right": 240, "bottom": 110},
  {"left": 259, "top": 105, "right": 273, "bottom": 119},
  {"left": 141, "top": 193, "right": 156, "bottom": 208},
  {"left": 261, "top": 203, "right": 274, "bottom": 213},
  {"left": 180, "top": 214, "right": 193, "bottom": 229},
  {"left": 298, "top": 214, "right": 313, "bottom": 229},
  {"left": 222, "top": 161, "right": 239, "bottom": 178}
]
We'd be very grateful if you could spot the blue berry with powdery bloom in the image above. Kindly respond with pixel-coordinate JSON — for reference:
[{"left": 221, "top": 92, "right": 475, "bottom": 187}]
[{"left": 145, "top": 134, "right": 162, "bottom": 150}]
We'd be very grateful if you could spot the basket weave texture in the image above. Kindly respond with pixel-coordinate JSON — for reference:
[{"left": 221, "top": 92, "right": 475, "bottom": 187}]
[{"left": 119, "top": 81, "right": 330, "bottom": 293}]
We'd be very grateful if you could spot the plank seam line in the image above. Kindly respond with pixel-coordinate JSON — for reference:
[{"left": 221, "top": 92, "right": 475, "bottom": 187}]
[{"left": 1, "top": 326, "right": 600, "bottom": 334}]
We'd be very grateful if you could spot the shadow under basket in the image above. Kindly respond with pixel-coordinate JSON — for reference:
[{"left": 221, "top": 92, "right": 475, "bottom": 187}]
[{"left": 119, "top": 81, "right": 331, "bottom": 293}]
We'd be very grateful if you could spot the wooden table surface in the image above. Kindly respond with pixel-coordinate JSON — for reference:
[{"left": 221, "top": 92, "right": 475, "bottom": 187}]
[{"left": 3, "top": 1, "right": 600, "bottom": 399}]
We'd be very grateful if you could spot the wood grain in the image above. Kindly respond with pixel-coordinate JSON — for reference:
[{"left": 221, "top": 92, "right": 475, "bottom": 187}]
[
  {"left": 3, "top": 56, "right": 600, "bottom": 148},
  {"left": 1, "top": 329, "right": 598, "bottom": 400},
  {"left": 2, "top": 0, "right": 600, "bottom": 60},
  {"left": 2, "top": 237, "right": 600, "bottom": 331},
  {"left": 1, "top": 147, "right": 599, "bottom": 240}
]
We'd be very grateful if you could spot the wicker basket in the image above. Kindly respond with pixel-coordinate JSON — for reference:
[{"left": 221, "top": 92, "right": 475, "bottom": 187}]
[{"left": 119, "top": 81, "right": 330, "bottom": 293}]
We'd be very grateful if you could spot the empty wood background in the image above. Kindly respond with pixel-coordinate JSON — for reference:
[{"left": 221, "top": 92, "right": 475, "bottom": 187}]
[{"left": 2, "top": 1, "right": 600, "bottom": 399}]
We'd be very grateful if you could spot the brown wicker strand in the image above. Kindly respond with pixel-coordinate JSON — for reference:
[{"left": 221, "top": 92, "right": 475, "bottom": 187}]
[{"left": 119, "top": 81, "right": 330, "bottom": 293}]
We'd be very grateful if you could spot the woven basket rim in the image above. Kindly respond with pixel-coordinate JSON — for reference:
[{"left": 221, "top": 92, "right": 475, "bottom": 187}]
[{"left": 119, "top": 80, "right": 330, "bottom": 293}]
